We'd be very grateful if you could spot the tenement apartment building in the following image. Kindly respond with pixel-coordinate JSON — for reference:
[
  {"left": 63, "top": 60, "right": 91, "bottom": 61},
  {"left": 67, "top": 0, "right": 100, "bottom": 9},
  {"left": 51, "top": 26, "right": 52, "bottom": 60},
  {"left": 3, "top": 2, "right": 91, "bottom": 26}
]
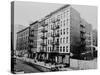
[
  {"left": 16, "top": 5, "right": 93, "bottom": 66},
  {"left": 16, "top": 27, "right": 29, "bottom": 56},
  {"left": 28, "top": 21, "right": 38, "bottom": 58}
]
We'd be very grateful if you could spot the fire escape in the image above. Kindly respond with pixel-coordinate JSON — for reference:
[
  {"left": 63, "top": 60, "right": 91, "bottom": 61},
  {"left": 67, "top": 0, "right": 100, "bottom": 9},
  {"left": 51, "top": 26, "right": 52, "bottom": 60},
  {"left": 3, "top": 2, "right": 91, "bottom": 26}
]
[
  {"left": 50, "top": 18, "right": 60, "bottom": 64},
  {"left": 40, "top": 21, "right": 48, "bottom": 61},
  {"left": 28, "top": 28, "right": 36, "bottom": 58},
  {"left": 80, "top": 24, "right": 86, "bottom": 53}
]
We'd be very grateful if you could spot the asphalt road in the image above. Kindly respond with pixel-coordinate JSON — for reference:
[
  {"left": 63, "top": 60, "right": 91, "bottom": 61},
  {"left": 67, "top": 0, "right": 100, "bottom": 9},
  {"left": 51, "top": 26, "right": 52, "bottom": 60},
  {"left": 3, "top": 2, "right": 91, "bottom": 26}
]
[{"left": 14, "top": 59, "right": 42, "bottom": 73}]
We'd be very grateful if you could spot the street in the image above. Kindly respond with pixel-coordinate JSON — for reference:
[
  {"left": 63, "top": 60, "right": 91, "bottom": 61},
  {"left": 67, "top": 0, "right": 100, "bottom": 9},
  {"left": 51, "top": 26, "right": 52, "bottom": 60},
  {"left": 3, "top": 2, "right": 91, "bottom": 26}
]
[{"left": 14, "top": 59, "right": 42, "bottom": 73}]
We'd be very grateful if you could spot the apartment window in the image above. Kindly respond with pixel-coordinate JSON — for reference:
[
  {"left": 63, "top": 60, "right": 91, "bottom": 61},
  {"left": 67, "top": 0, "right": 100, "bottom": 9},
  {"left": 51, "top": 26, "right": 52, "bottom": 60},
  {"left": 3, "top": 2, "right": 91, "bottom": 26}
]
[
  {"left": 64, "top": 20, "right": 65, "bottom": 26},
  {"left": 63, "top": 46, "right": 65, "bottom": 52},
  {"left": 61, "top": 29, "right": 62, "bottom": 35},
  {"left": 49, "top": 47, "right": 51, "bottom": 51},
  {"left": 48, "top": 40, "right": 49, "bottom": 44},
  {"left": 57, "top": 22, "right": 59, "bottom": 26},
  {"left": 63, "top": 29, "right": 65, "bottom": 35},
  {"left": 49, "top": 47, "right": 51, "bottom": 52},
  {"left": 57, "top": 46, "right": 59, "bottom": 51},
  {"left": 57, "top": 15, "right": 60, "bottom": 19},
  {"left": 61, "top": 21, "right": 62, "bottom": 27},
  {"left": 47, "top": 25, "right": 49, "bottom": 29},
  {"left": 89, "top": 32, "right": 91, "bottom": 35},
  {"left": 66, "top": 37, "right": 68, "bottom": 43},
  {"left": 49, "top": 24, "right": 51, "bottom": 29},
  {"left": 50, "top": 47, "right": 52, "bottom": 51},
  {"left": 66, "top": 46, "right": 68, "bottom": 52},
  {"left": 66, "top": 28, "right": 69, "bottom": 34},
  {"left": 89, "top": 42, "right": 91, "bottom": 45},
  {"left": 57, "top": 38, "right": 59, "bottom": 42},
  {"left": 88, "top": 37, "right": 91, "bottom": 40},
  {"left": 51, "top": 25, "right": 52, "bottom": 29},
  {"left": 63, "top": 37, "right": 65, "bottom": 43},
  {"left": 60, "top": 46, "right": 62, "bottom": 52},
  {"left": 64, "top": 12, "right": 66, "bottom": 18},
  {"left": 49, "top": 19, "right": 50, "bottom": 23},
  {"left": 67, "top": 32, "right": 68, "bottom": 34},
  {"left": 67, "top": 19, "right": 69, "bottom": 22},
  {"left": 68, "top": 20, "right": 70, "bottom": 24},
  {"left": 61, "top": 14, "right": 62, "bottom": 19},
  {"left": 57, "top": 30, "right": 59, "bottom": 33},
  {"left": 66, "top": 28, "right": 68, "bottom": 31},
  {"left": 57, "top": 21, "right": 60, "bottom": 25},
  {"left": 87, "top": 42, "right": 91, "bottom": 45},
  {"left": 49, "top": 32, "right": 51, "bottom": 37},
  {"left": 49, "top": 47, "right": 50, "bottom": 52},
  {"left": 48, "top": 47, "right": 49, "bottom": 51},
  {"left": 50, "top": 39, "right": 52, "bottom": 44},
  {"left": 60, "top": 38, "right": 62, "bottom": 43}
]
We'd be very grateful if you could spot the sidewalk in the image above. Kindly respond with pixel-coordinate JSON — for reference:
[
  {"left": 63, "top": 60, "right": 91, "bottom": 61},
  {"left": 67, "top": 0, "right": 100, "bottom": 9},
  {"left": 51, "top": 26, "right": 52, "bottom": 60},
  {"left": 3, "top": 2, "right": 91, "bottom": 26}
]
[
  {"left": 16, "top": 57, "right": 52, "bottom": 68},
  {"left": 70, "top": 58, "right": 97, "bottom": 70},
  {"left": 16, "top": 56, "right": 97, "bottom": 71},
  {"left": 16, "top": 57, "right": 74, "bottom": 71}
]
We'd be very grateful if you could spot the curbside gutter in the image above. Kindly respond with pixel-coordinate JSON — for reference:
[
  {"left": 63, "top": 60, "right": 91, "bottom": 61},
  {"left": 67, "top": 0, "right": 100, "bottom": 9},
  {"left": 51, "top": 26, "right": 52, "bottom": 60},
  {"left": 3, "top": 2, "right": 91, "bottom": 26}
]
[{"left": 16, "top": 57, "right": 51, "bottom": 72}]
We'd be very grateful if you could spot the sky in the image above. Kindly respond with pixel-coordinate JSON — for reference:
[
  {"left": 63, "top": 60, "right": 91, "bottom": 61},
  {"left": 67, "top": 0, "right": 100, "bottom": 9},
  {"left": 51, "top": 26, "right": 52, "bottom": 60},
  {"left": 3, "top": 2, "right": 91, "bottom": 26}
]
[{"left": 14, "top": 1, "right": 97, "bottom": 29}]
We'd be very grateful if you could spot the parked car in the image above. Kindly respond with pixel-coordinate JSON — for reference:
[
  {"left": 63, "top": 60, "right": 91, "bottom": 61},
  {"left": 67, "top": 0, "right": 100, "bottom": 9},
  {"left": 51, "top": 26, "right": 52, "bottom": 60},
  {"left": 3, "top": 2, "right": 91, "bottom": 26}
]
[
  {"left": 81, "top": 51, "right": 93, "bottom": 60},
  {"left": 51, "top": 67, "right": 59, "bottom": 71}
]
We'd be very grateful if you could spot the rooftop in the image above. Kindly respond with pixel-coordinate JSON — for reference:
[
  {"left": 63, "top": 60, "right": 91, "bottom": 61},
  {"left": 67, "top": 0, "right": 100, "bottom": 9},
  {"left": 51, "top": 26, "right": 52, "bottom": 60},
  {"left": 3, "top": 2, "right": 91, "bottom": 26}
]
[{"left": 17, "top": 26, "right": 29, "bottom": 34}]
